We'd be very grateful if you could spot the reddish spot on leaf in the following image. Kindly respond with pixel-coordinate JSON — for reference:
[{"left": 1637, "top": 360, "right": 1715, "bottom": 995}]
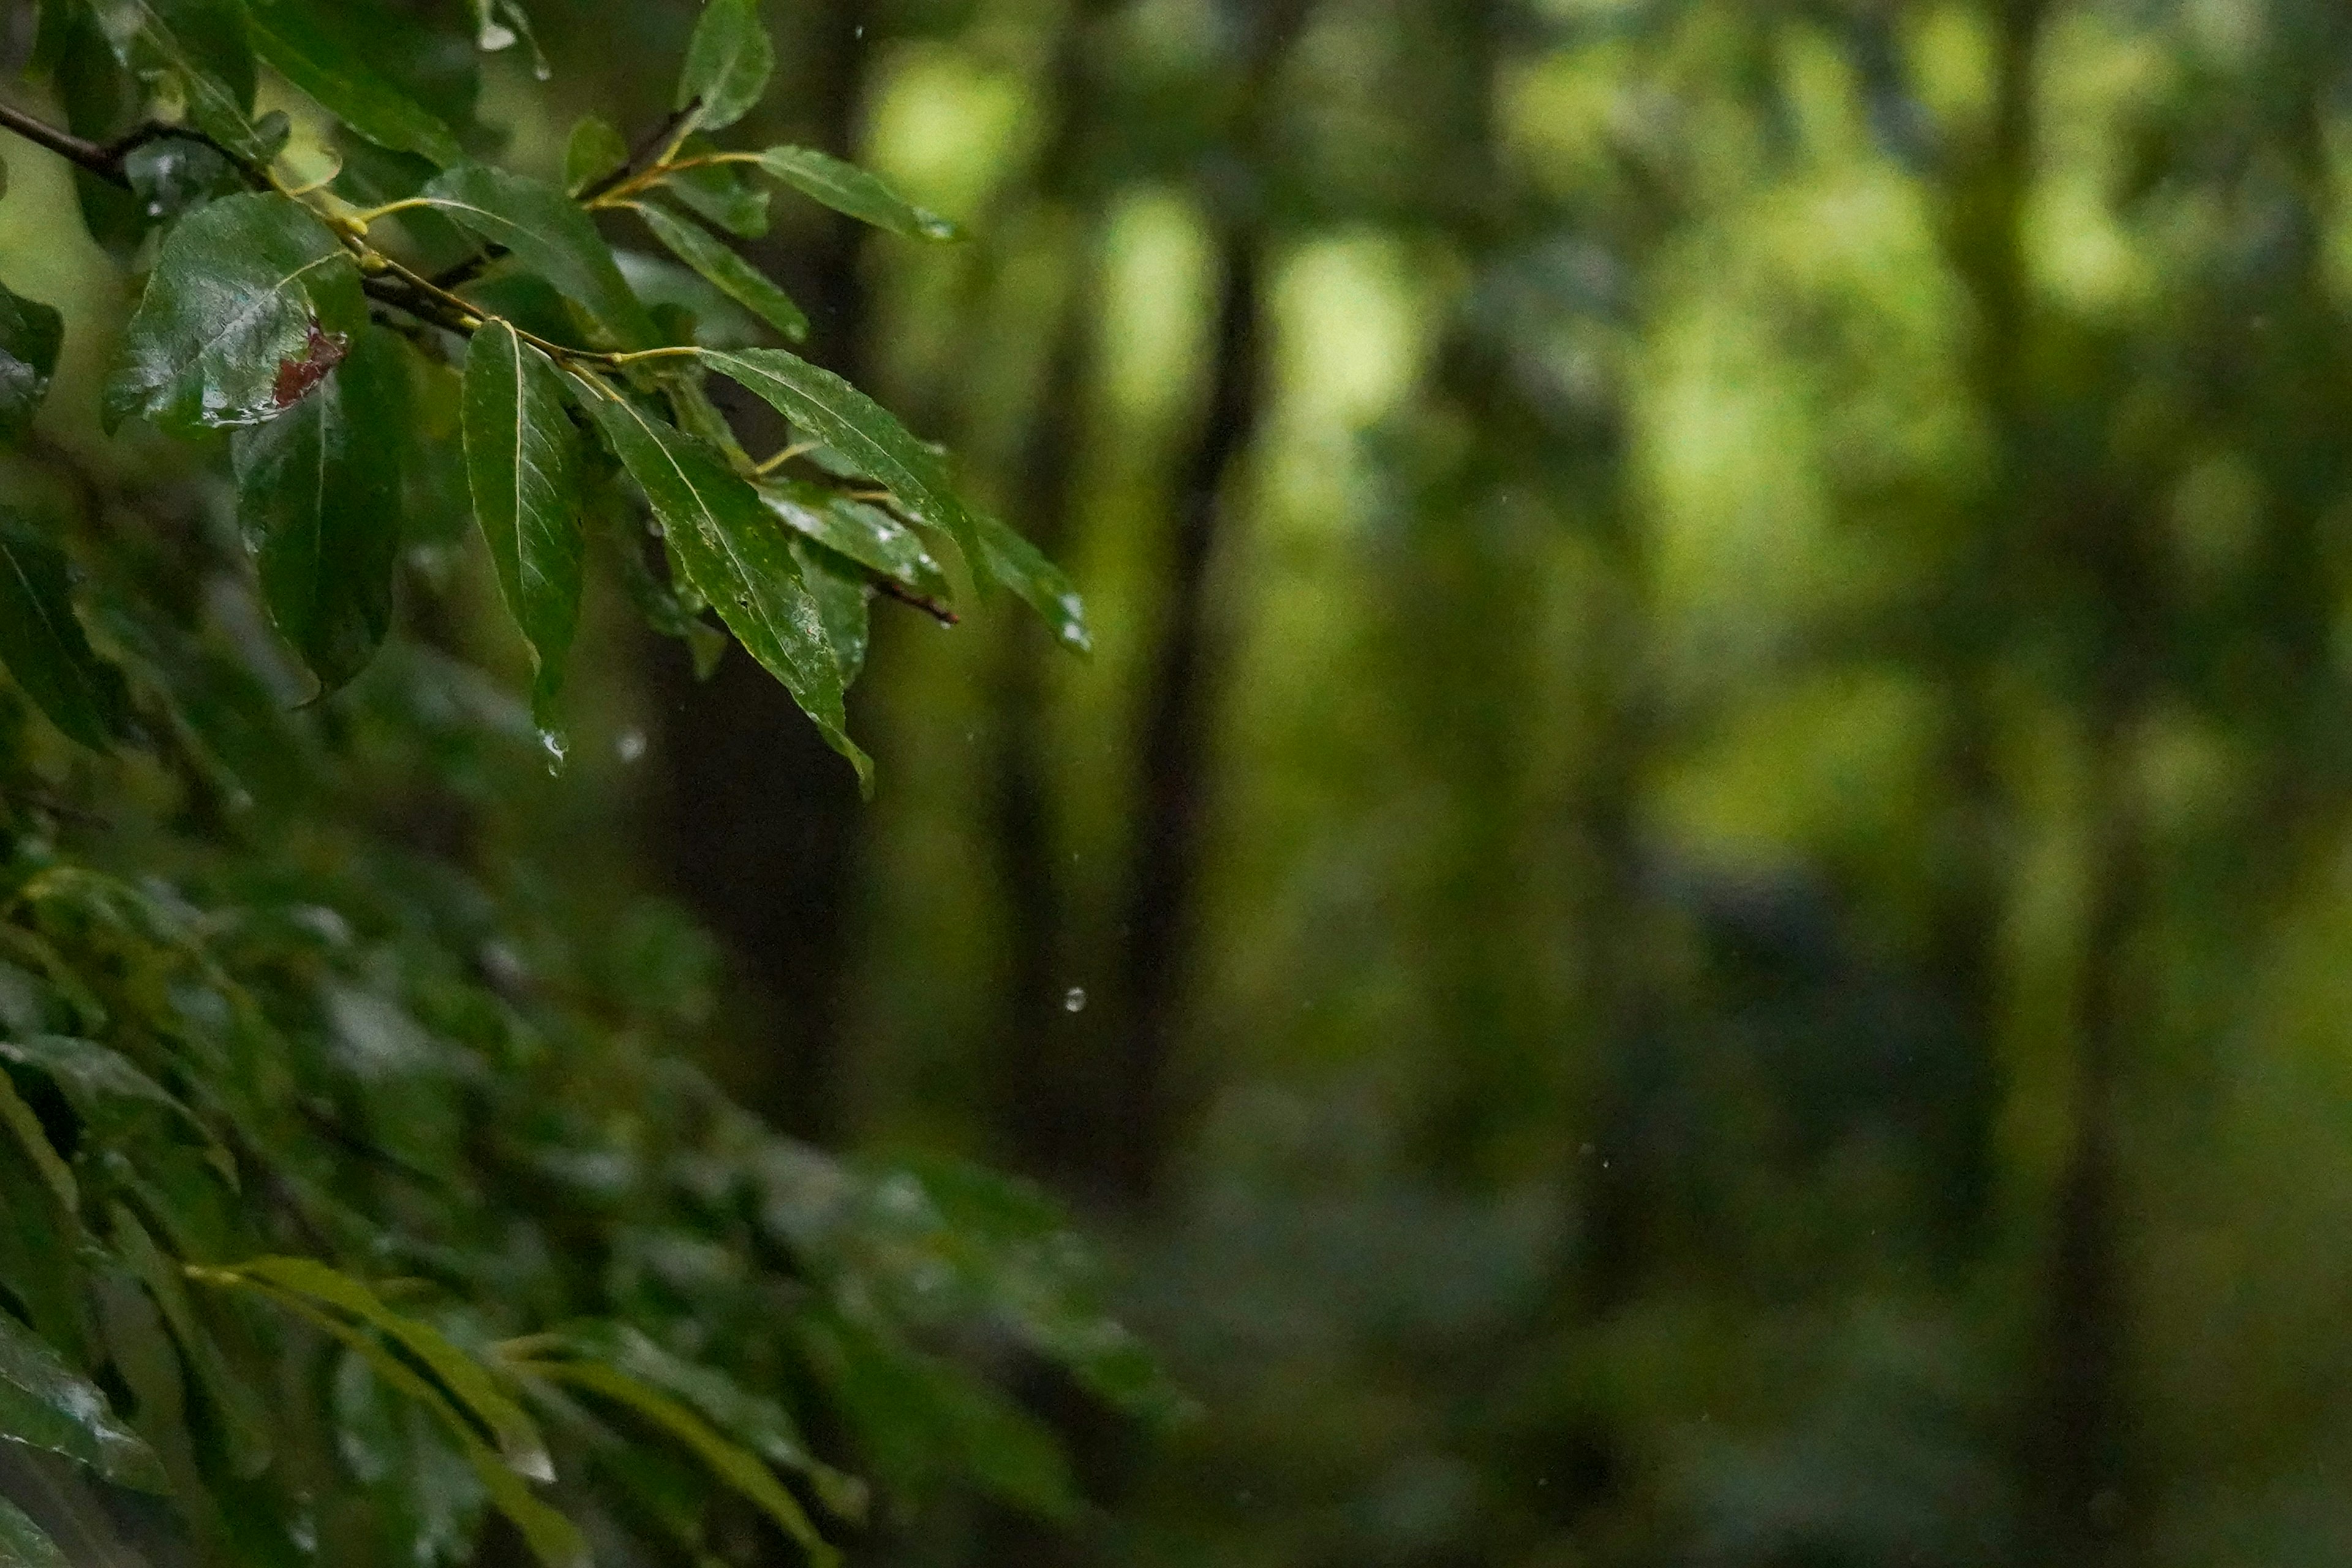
[{"left": 272, "top": 319, "right": 350, "bottom": 409}]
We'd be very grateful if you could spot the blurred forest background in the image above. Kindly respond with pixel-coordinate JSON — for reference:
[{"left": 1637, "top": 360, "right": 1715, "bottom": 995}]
[{"left": 15, "top": 0, "right": 2352, "bottom": 1563}]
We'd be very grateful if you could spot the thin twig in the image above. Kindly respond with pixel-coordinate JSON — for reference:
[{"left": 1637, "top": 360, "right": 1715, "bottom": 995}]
[{"left": 873, "top": 576, "right": 959, "bottom": 625}]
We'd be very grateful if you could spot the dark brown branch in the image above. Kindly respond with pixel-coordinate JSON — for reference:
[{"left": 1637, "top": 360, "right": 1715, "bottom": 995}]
[
  {"left": 871, "top": 575, "right": 957, "bottom": 625},
  {"left": 0, "top": 99, "right": 128, "bottom": 187}
]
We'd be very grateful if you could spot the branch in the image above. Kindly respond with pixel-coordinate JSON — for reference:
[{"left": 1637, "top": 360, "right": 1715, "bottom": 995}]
[
  {"left": 873, "top": 575, "right": 959, "bottom": 625},
  {"left": 0, "top": 99, "right": 129, "bottom": 187}
]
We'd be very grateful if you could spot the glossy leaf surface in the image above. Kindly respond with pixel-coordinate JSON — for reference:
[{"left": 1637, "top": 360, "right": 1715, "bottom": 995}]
[
  {"left": 106, "top": 193, "right": 366, "bottom": 435},
  {"left": 462, "top": 323, "right": 584, "bottom": 725},
  {"left": 0, "top": 282, "right": 62, "bottom": 442},
  {"left": 420, "top": 164, "right": 658, "bottom": 350},
  {"left": 580, "top": 386, "right": 869, "bottom": 787},
  {"left": 752, "top": 146, "right": 960, "bottom": 241},
  {"left": 0, "top": 1308, "right": 168, "bottom": 1493},
  {"left": 230, "top": 326, "right": 404, "bottom": 694},
  {"left": 636, "top": 202, "right": 806, "bottom": 341},
  {"left": 703, "top": 347, "right": 981, "bottom": 578}
]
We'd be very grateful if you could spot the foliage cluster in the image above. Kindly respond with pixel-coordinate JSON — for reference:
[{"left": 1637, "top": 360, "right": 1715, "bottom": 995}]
[{"left": 0, "top": 1, "right": 1168, "bottom": 1564}]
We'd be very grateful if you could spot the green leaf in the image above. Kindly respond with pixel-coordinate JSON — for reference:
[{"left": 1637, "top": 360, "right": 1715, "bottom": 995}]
[
  {"left": 0, "top": 1035, "right": 203, "bottom": 1140},
  {"left": 105, "top": 192, "right": 366, "bottom": 435},
  {"left": 91, "top": 0, "right": 266, "bottom": 162},
  {"left": 221, "top": 1256, "right": 554, "bottom": 1483},
  {"left": 760, "top": 481, "right": 946, "bottom": 598},
  {"left": 230, "top": 325, "right": 404, "bottom": 695},
  {"left": 597, "top": 490, "right": 728, "bottom": 676},
  {"left": 468, "top": 0, "right": 549, "bottom": 79},
  {"left": 0, "top": 1073, "right": 75, "bottom": 1221},
  {"left": 0, "top": 282, "right": 62, "bottom": 442},
  {"left": 634, "top": 203, "right": 805, "bottom": 342},
  {"left": 750, "top": 146, "right": 960, "bottom": 241},
  {"left": 0, "top": 1493, "right": 68, "bottom": 1568},
  {"left": 419, "top": 164, "right": 657, "bottom": 350},
  {"left": 674, "top": 0, "right": 771, "bottom": 134},
  {"left": 702, "top": 346, "right": 982, "bottom": 582},
  {"left": 545, "top": 1322, "right": 858, "bottom": 1506},
  {"left": 532, "top": 1359, "right": 835, "bottom": 1563},
  {"left": 202, "top": 1272, "right": 585, "bottom": 1568},
  {"left": 0, "top": 1304, "right": 168, "bottom": 1493},
  {"left": 974, "top": 513, "right": 1091, "bottom": 654},
  {"left": 108, "top": 1208, "right": 271, "bottom": 1478},
  {"left": 791, "top": 538, "right": 869, "bottom": 685},
  {"left": 461, "top": 323, "right": 584, "bottom": 728},
  {"left": 578, "top": 384, "right": 870, "bottom": 789},
  {"left": 563, "top": 114, "right": 628, "bottom": 197},
  {"left": 0, "top": 515, "right": 127, "bottom": 752},
  {"left": 238, "top": 0, "right": 463, "bottom": 165}
]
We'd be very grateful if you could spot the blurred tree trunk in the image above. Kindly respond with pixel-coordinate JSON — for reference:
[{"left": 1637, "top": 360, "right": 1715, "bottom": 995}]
[{"left": 646, "top": 0, "right": 875, "bottom": 1145}]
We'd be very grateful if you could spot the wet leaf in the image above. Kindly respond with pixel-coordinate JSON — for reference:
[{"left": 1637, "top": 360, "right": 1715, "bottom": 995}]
[
  {"left": 0, "top": 281, "right": 62, "bottom": 442},
  {"left": 635, "top": 203, "right": 805, "bottom": 341},
  {"left": 674, "top": 0, "right": 771, "bottom": 134},
  {"left": 106, "top": 192, "right": 366, "bottom": 435},
  {"left": 0, "top": 1305, "right": 168, "bottom": 1493},
  {"left": 230, "top": 326, "right": 405, "bottom": 694},
  {"left": 578, "top": 385, "right": 869, "bottom": 788},
  {"left": 0, "top": 514, "right": 127, "bottom": 751},
  {"left": 462, "top": 323, "right": 584, "bottom": 727},
  {"left": 751, "top": 146, "right": 959, "bottom": 241},
  {"left": 419, "top": 164, "right": 658, "bottom": 350}
]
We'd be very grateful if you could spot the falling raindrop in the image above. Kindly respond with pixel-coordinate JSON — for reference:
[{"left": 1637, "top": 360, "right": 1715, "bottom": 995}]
[
  {"left": 538, "top": 729, "right": 570, "bottom": 776},
  {"left": 1063, "top": 987, "right": 1087, "bottom": 1013},
  {"left": 616, "top": 728, "right": 647, "bottom": 763}
]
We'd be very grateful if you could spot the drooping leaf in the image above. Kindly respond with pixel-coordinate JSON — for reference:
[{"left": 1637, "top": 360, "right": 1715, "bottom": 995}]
[
  {"left": 0, "top": 1306, "right": 168, "bottom": 1493},
  {"left": 790, "top": 537, "right": 869, "bottom": 685},
  {"left": 220, "top": 1257, "right": 553, "bottom": 1482},
  {"left": 701, "top": 346, "right": 982, "bottom": 579},
  {"left": 105, "top": 192, "right": 366, "bottom": 434},
  {"left": 530, "top": 1359, "right": 835, "bottom": 1562},
  {"left": 751, "top": 146, "right": 960, "bottom": 241},
  {"left": 229, "top": 325, "right": 404, "bottom": 695},
  {"left": 461, "top": 323, "right": 584, "bottom": 726},
  {"left": 0, "top": 1073, "right": 75, "bottom": 1222},
  {"left": 0, "top": 1492, "right": 68, "bottom": 1568},
  {"left": 674, "top": 0, "right": 771, "bottom": 134},
  {"left": 633, "top": 203, "right": 806, "bottom": 342},
  {"left": 238, "top": 0, "right": 464, "bottom": 165},
  {"left": 545, "top": 1321, "right": 856, "bottom": 1502},
  {"left": 563, "top": 114, "right": 629, "bottom": 197},
  {"left": 419, "top": 164, "right": 657, "bottom": 350},
  {"left": 89, "top": 0, "right": 266, "bottom": 162},
  {"left": 202, "top": 1270, "right": 585, "bottom": 1568},
  {"left": 0, "top": 1035, "right": 203, "bottom": 1141},
  {"left": 0, "top": 282, "right": 62, "bottom": 442},
  {"left": 760, "top": 481, "right": 946, "bottom": 598},
  {"left": 0, "top": 515, "right": 127, "bottom": 752},
  {"left": 108, "top": 1208, "right": 271, "bottom": 1477},
  {"left": 974, "top": 513, "right": 1091, "bottom": 654},
  {"left": 577, "top": 385, "right": 869, "bottom": 787}
]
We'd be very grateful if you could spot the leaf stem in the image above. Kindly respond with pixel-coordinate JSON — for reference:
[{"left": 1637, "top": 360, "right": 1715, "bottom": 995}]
[{"left": 752, "top": 441, "right": 815, "bottom": 476}]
